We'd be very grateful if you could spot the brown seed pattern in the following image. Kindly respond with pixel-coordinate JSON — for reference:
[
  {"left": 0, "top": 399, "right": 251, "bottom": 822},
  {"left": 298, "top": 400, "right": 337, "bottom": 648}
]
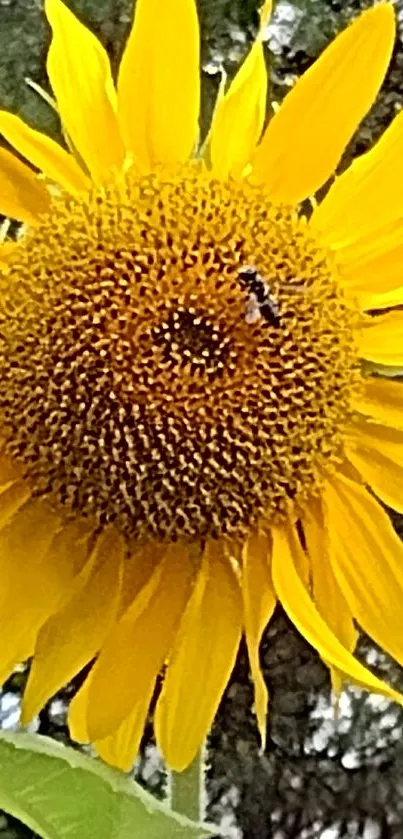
[{"left": 0, "top": 168, "right": 360, "bottom": 542}]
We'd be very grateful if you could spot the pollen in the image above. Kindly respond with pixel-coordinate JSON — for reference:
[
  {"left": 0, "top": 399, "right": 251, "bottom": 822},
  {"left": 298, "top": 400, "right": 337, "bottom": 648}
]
[{"left": 0, "top": 168, "right": 360, "bottom": 542}]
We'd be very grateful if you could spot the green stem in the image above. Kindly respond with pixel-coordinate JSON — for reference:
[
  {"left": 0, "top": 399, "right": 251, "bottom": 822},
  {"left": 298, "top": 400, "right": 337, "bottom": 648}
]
[{"left": 169, "top": 748, "right": 204, "bottom": 823}]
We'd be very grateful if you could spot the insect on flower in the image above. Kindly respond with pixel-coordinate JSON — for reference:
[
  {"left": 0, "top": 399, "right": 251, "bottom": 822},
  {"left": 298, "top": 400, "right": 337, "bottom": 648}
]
[{"left": 238, "top": 265, "right": 281, "bottom": 326}]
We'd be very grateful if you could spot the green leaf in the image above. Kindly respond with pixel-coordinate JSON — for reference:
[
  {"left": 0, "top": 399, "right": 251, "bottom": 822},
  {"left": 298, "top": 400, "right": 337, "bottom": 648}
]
[{"left": 0, "top": 732, "right": 218, "bottom": 839}]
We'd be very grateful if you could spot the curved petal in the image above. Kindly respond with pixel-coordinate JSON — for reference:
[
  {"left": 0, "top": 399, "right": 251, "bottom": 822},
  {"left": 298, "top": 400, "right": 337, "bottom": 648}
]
[
  {"left": 0, "top": 111, "right": 90, "bottom": 194},
  {"left": 45, "top": 0, "right": 125, "bottom": 182},
  {"left": 68, "top": 671, "right": 92, "bottom": 742},
  {"left": 344, "top": 420, "right": 403, "bottom": 515},
  {"left": 117, "top": 541, "right": 162, "bottom": 617},
  {"left": 69, "top": 669, "right": 152, "bottom": 772},
  {"left": 209, "top": 1, "right": 271, "bottom": 178},
  {"left": 0, "top": 482, "right": 30, "bottom": 530},
  {"left": 332, "top": 217, "right": 403, "bottom": 309},
  {"left": 0, "top": 147, "right": 50, "bottom": 223},
  {"left": 22, "top": 527, "right": 123, "bottom": 723},
  {"left": 241, "top": 530, "right": 275, "bottom": 748},
  {"left": 94, "top": 697, "right": 152, "bottom": 771},
  {"left": 352, "top": 376, "right": 403, "bottom": 429},
  {"left": 313, "top": 110, "right": 403, "bottom": 247},
  {"left": 302, "top": 503, "right": 357, "bottom": 653},
  {"left": 0, "top": 499, "right": 61, "bottom": 598},
  {"left": 252, "top": 4, "right": 395, "bottom": 204},
  {"left": 117, "top": 0, "right": 200, "bottom": 170},
  {"left": 271, "top": 521, "right": 402, "bottom": 703},
  {"left": 303, "top": 502, "right": 357, "bottom": 696},
  {"left": 86, "top": 544, "right": 194, "bottom": 742},
  {"left": 0, "top": 499, "right": 62, "bottom": 684},
  {"left": 357, "top": 311, "right": 403, "bottom": 366},
  {"left": 155, "top": 541, "right": 242, "bottom": 771},
  {"left": 360, "top": 286, "right": 403, "bottom": 312},
  {"left": 323, "top": 471, "right": 403, "bottom": 670}
]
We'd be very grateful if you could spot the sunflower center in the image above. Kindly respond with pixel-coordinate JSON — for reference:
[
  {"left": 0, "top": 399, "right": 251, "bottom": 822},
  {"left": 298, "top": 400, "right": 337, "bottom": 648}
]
[
  {"left": 151, "top": 307, "right": 232, "bottom": 375},
  {"left": 0, "top": 167, "right": 359, "bottom": 542}
]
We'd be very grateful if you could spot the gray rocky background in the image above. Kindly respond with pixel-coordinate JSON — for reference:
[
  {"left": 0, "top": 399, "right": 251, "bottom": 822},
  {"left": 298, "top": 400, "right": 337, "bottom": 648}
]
[{"left": 0, "top": 1, "right": 403, "bottom": 837}]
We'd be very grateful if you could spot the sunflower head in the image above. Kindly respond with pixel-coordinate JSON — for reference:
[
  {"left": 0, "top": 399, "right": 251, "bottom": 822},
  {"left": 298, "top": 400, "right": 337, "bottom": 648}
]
[
  {"left": 0, "top": 0, "right": 401, "bottom": 777},
  {"left": 0, "top": 168, "right": 360, "bottom": 542}
]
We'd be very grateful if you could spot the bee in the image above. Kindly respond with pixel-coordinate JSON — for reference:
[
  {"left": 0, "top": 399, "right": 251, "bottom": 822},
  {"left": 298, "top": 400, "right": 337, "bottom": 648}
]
[{"left": 237, "top": 266, "right": 281, "bottom": 327}]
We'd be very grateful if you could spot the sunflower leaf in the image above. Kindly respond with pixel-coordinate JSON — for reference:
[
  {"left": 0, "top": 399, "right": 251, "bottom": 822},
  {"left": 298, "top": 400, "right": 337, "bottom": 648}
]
[{"left": 0, "top": 731, "right": 217, "bottom": 839}]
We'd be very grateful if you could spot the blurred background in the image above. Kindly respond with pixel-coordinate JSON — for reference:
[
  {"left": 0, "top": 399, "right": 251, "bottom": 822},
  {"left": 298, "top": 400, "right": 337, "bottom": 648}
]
[{"left": 0, "top": 1, "right": 403, "bottom": 837}]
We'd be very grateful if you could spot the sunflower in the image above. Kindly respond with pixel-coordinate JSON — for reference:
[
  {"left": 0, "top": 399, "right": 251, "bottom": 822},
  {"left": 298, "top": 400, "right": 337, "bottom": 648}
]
[{"left": 0, "top": 0, "right": 402, "bottom": 773}]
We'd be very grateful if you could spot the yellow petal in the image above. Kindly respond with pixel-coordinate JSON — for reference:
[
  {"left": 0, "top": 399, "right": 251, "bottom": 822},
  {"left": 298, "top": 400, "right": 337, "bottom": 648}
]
[
  {"left": 0, "top": 499, "right": 61, "bottom": 594},
  {"left": 360, "top": 286, "right": 403, "bottom": 312},
  {"left": 0, "top": 519, "right": 92, "bottom": 686},
  {"left": 291, "top": 520, "right": 311, "bottom": 589},
  {"left": 0, "top": 499, "right": 62, "bottom": 684},
  {"left": 86, "top": 544, "right": 194, "bottom": 741},
  {"left": 22, "top": 526, "right": 123, "bottom": 723},
  {"left": 155, "top": 541, "right": 242, "bottom": 771},
  {"left": 352, "top": 376, "right": 403, "bottom": 429},
  {"left": 45, "top": 0, "right": 125, "bottom": 182},
  {"left": 94, "top": 696, "right": 152, "bottom": 771},
  {"left": 209, "top": 1, "right": 271, "bottom": 178},
  {"left": 117, "top": 0, "right": 200, "bottom": 170},
  {"left": 303, "top": 503, "right": 357, "bottom": 698},
  {"left": 0, "top": 111, "right": 90, "bottom": 194},
  {"left": 302, "top": 502, "right": 357, "bottom": 651},
  {"left": 0, "top": 448, "right": 23, "bottom": 486},
  {"left": 271, "top": 522, "right": 402, "bottom": 702},
  {"left": 344, "top": 420, "right": 403, "bottom": 515},
  {"left": 252, "top": 4, "right": 395, "bottom": 204},
  {"left": 117, "top": 541, "right": 162, "bottom": 618},
  {"left": 241, "top": 530, "right": 275, "bottom": 749},
  {"left": 357, "top": 311, "right": 403, "bottom": 366},
  {"left": 0, "top": 147, "right": 50, "bottom": 223},
  {"left": 68, "top": 672, "right": 92, "bottom": 742},
  {"left": 69, "top": 540, "right": 162, "bottom": 760},
  {"left": 69, "top": 670, "right": 152, "bottom": 772},
  {"left": 0, "top": 481, "right": 30, "bottom": 529},
  {"left": 331, "top": 218, "right": 403, "bottom": 309},
  {"left": 323, "top": 471, "right": 403, "bottom": 670},
  {"left": 313, "top": 110, "right": 403, "bottom": 247}
]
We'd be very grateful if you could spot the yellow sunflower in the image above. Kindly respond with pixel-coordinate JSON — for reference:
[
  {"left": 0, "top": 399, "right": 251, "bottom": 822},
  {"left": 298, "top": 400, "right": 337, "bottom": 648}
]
[{"left": 0, "top": 0, "right": 402, "bottom": 774}]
